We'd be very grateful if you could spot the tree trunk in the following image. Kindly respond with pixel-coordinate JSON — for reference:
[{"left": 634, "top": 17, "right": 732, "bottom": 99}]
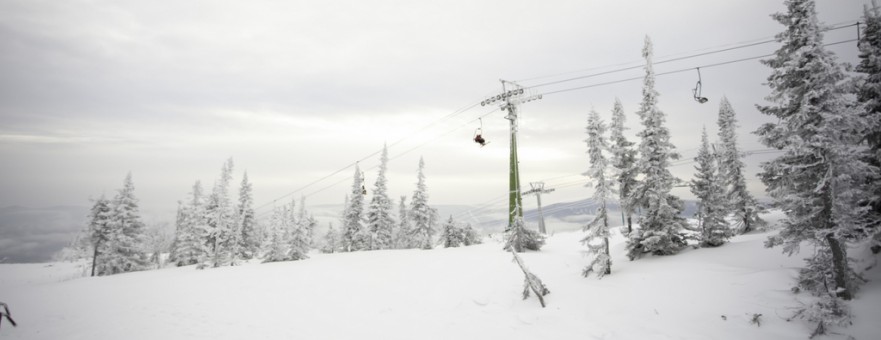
[
  {"left": 741, "top": 207, "right": 752, "bottom": 234},
  {"left": 90, "top": 240, "right": 101, "bottom": 277},
  {"left": 603, "top": 236, "right": 611, "bottom": 275},
  {"left": 825, "top": 234, "right": 852, "bottom": 300},
  {"left": 626, "top": 215, "right": 632, "bottom": 234}
]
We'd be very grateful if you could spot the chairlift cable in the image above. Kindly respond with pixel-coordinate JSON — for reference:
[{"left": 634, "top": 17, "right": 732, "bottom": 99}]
[{"left": 518, "top": 22, "right": 860, "bottom": 86}]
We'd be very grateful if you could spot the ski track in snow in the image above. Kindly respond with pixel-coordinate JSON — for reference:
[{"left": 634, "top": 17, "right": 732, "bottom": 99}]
[{"left": 1, "top": 224, "right": 880, "bottom": 340}]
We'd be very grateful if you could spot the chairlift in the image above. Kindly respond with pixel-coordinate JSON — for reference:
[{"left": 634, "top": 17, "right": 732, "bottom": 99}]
[
  {"left": 473, "top": 118, "right": 488, "bottom": 147},
  {"left": 693, "top": 68, "right": 709, "bottom": 104}
]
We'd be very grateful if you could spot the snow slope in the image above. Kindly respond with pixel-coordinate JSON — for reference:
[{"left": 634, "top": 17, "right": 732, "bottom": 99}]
[{"left": 1, "top": 227, "right": 879, "bottom": 339}]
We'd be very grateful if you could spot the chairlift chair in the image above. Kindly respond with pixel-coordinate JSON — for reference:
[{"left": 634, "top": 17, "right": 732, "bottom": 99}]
[
  {"left": 473, "top": 118, "right": 488, "bottom": 147},
  {"left": 693, "top": 67, "right": 709, "bottom": 104}
]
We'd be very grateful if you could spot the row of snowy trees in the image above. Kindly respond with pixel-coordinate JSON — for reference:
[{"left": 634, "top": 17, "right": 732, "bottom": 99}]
[
  {"left": 754, "top": 0, "right": 881, "bottom": 333},
  {"left": 579, "top": 3, "right": 881, "bottom": 334},
  {"left": 336, "top": 147, "right": 454, "bottom": 252},
  {"left": 579, "top": 35, "right": 765, "bottom": 278},
  {"left": 167, "top": 158, "right": 264, "bottom": 269},
  {"left": 74, "top": 150, "right": 463, "bottom": 275},
  {"left": 263, "top": 197, "right": 316, "bottom": 262},
  {"left": 440, "top": 216, "right": 483, "bottom": 248}
]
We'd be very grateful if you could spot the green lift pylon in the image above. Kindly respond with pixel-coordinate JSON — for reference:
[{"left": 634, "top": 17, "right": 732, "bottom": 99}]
[{"left": 480, "top": 80, "right": 542, "bottom": 230}]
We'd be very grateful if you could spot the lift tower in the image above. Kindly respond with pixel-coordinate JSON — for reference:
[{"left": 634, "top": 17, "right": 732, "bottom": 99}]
[
  {"left": 524, "top": 182, "right": 555, "bottom": 234},
  {"left": 481, "top": 80, "right": 542, "bottom": 230}
]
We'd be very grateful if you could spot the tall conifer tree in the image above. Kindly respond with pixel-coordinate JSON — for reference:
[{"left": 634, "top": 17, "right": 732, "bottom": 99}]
[
  {"left": 582, "top": 109, "right": 615, "bottom": 277},
  {"left": 717, "top": 97, "right": 765, "bottom": 233},
  {"left": 410, "top": 157, "right": 437, "bottom": 250},
  {"left": 626, "top": 36, "right": 688, "bottom": 260},
  {"left": 104, "top": 173, "right": 149, "bottom": 274},
  {"left": 757, "top": 1, "right": 877, "bottom": 325},
  {"left": 366, "top": 144, "right": 396, "bottom": 250},
  {"left": 690, "top": 128, "right": 732, "bottom": 247},
  {"left": 237, "top": 171, "right": 260, "bottom": 260},
  {"left": 609, "top": 99, "right": 638, "bottom": 234},
  {"left": 857, "top": 0, "right": 881, "bottom": 252},
  {"left": 342, "top": 165, "right": 367, "bottom": 252}
]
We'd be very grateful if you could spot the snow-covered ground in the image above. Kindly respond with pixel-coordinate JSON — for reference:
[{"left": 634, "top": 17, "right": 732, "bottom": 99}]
[{"left": 2, "top": 224, "right": 879, "bottom": 339}]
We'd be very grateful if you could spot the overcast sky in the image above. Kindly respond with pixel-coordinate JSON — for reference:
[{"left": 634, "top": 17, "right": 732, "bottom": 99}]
[{"left": 0, "top": 0, "right": 868, "bottom": 224}]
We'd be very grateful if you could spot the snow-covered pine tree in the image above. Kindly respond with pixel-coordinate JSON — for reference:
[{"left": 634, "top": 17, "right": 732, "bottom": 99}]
[
  {"left": 144, "top": 222, "right": 172, "bottom": 269},
  {"left": 857, "top": 0, "right": 881, "bottom": 253},
  {"left": 690, "top": 127, "right": 732, "bottom": 247},
  {"left": 462, "top": 223, "right": 483, "bottom": 246},
  {"left": 366, "top": 144, "right": 396, "bottom": 250},
  {"left": 87, "top": 195, "right": 113, "bottom": 276},
  {"left": 295, "top": 196, "right": 316, "bottom": 246},
  {"left": 321, "top": 222, "right": 340, "bottom": 254},
  {"left": 717, "top": 97, "right": 765, "bottom": 233},
  {"left": 306, "top": 213, "right": 318, "bottom": 247},
  {"left": 609, "top": 98, "right": 638, "bottom": 234},
  {"left": 262, "top": 204, "right": 290, "bottom": 263},
  {"left": 170, "top": 181, "right": 209, "bottom": 266},
  {"left": 340, "top": 193, "right": 350, "bottom": 244},
  {"left": 288, "top": 199, "right": 310, "bottom": 261},
  {"left": 202, "top": 158, "right": 237, "bottom": 268},
  {"left": 440, "top": 215, "right": 465, "bottom": 248},
  {"left": 626, "top": 36, "right": 688, "bottom": 260},
  {"left": 395, "top": 196, "right": 413, "bottom": 249},
  {"left": 504, "top": 217, "right": 545, "bottom": 252},
  {"left": 342, "top": 165, "right": 367, "bottom": 252},
  {"left": 104, "top": 173, "right": 150, "bottom": 275},
  {"left": 757, "top": 0, "right": 877, "bottom": 323},
  {"left": 167, "top": 201, "right": 185, "bottom": 265},
  {"left": 237, "top": 171, "right": 260, "bottom": 260},
  {"left": 582, "top": 108, "right": 615, "bottom": 278},
  {"left": 410, "top": 157, "right": 438, "bottom": 250}
]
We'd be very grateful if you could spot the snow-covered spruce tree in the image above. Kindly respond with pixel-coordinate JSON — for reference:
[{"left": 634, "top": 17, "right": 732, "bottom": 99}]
[
  {"left": 626, "top": 36, "right": 688, "bottom": 260},
  {"left": 296, "top": 196, "right": 316, "bottom": 246},
  {"left": 287, "top": 199, "right": 310, "bottom": 261},
  {"left": 609, "top": 98, "right": 638, "bottom": 234},
  {"left": 170, "top": 181, "right": 208, "bottom": 266},
  {"left": 440, "top": 215, "right": 465, "bottom": 248},
  {"left": 857, "top": 0, "right": 881, "bottom": 253},
  {"left": 410, "top": 157, "right": 438, "bottom": 250},
  {"left": 395, "top": 195, "right": 413, "bottom": 249},
  {"left": 103, "top": 173, "right": 150, "bottom": 275},
  {"left": 321, "top": 222, "right": 340, "bottom": 254},
  {"left": 201, "top": 158, "right": 237, "bottom": 268},
  {"left": 462, "top": 223, "right": 483, "bottom": 246},
  {"left": 504, "top": 217, "right": 545, "bottom": 252},
  {"left": 690, "top": 127, "right": 732, "bottom": 247},
  {"left": 582, "top": 108, "right": 615, "bottom": 278},
  {"left": 366, "top": 144, "right": 396, "bottom": 250},
  {"left": 144, "top": 222, "right": 172, "bottom": 268},
  {"left": 342, "top": 165, "right": 367, "bottom": 252},
  {"left": 262, "top": 204, "right": 290, "bottom": 263},
  {"left": 757, "top": 0, "right": 877, "bottom": 326},
  {"left": 297, "top": 196, "right": 307, "bottom": 232},
  {"left": 306, "top": 213, "right": 318, "bottom": 247},
  {"left": 87, "top": 195, "right": 113, "bottom": 276},
  {"left": 167, "top": 201, "right": 185, "bottom": 265},
  {"left": 717, "top": 97, "right": 765, "bottom": 233},
  {"left": 236, "top": 171, "right": 260, "bottom": 260}
]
